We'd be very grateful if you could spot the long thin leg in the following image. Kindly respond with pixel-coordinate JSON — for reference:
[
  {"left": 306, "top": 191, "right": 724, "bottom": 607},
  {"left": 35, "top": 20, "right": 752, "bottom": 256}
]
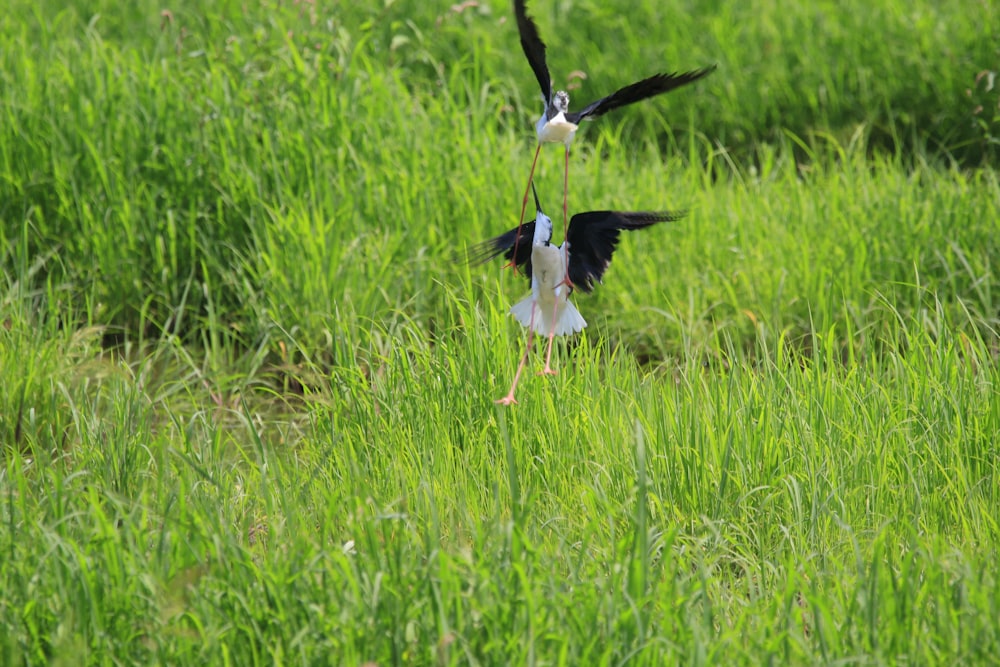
[
  {"left": 496, "top": 302, "right": 537, "bottom": 405},
  {"left": 561, "top": 145, "right": 572, "bottom": 286},
  {"left": 563, "top": 145, "right": 570, "bottom": 241},
  {"left": 539, "top": 296, "right": 560, "bottom": 376},
  {"left": 508, "top": 144, "right": 542, "bottom": 274}
]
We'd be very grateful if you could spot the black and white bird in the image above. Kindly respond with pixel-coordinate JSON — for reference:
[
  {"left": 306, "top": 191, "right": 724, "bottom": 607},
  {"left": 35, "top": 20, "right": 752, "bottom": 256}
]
[
  {"left": 473, "top": 184, "right": 686, "bottom": 405},
  {"left": 510, "top": 0, "right": 715, "bottom": 275}
]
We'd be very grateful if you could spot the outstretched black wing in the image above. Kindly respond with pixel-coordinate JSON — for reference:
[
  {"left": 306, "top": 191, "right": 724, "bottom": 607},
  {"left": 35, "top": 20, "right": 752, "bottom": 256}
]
[
  {"left": 513, "top": 0, "right": 552, "bottom": 105},
  {"left": 468, "top": 222, "right": 537, "bottom": 282},
  {"left": 566, "top": 66, "right": 716, "bottom": 123},
  {"left": 566, "top": 210, "right": 686, "bottom": 293}
]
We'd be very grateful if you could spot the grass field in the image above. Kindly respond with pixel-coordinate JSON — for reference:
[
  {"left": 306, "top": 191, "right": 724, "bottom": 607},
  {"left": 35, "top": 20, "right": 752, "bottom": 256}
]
[{"left": 2, "top": 0, "right": 1000, "bottom": 664}]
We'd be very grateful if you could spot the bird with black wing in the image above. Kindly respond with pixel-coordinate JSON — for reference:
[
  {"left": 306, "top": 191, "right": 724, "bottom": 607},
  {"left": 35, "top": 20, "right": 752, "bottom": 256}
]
[
  {"left": 509, "top": 0, "right": 714, "bottom": 282},
  {"left": 472, "top": 184, "right": 685, "bottom": 404}
]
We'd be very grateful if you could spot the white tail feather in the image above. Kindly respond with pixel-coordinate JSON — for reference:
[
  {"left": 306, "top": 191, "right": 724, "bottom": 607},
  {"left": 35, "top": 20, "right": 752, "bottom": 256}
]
[
  {"left": 509, "top": 296, "right": 536, "bottom": 329},
  {"left": 510, "top": 295, "right": 587, "bottom": 336},
  {"left": 548, "top": 299, "right": 587, "bottom": 335}
]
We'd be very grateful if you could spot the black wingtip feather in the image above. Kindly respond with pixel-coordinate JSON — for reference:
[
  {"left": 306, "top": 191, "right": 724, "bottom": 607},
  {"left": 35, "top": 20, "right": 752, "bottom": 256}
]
[
  {"left": 513, "top": 0, "right": 551, "bottom": 105},
  {"left": 466, "top": 237, "right": 509, "bottom": 267},
  {"left": 568, "top": 65, "right": 717, "bottom": 123},
  {"left": 467, "top": 222, "right": 537, "bottom": 282},
  {"left": 616, "top": 210, "right": 689, "bottom": 228},
  {"left": 565, "top": 209, "right": 686, "bottom": 293}
]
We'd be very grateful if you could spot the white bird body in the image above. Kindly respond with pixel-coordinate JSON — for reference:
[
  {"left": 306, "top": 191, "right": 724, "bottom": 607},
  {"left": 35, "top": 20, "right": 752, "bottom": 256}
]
[
  {"left": 509, "top": 206, "right": 586, "bottom": 337},
  {"left": 535, "top": 115, "right": 578, "bottom": 147},
  {"left": 510, "top": 242, "right": 586, "bottom": 336}
]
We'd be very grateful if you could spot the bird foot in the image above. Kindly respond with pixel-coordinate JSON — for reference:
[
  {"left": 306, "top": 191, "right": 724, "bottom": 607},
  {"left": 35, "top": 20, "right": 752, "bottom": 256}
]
[
  {"left": 502, "top": 261, "right": 520, "bottom": 276},
  {"left": 495, "top": 395, "right": 518, "bottom": 405},
  {"left": 537, "top": 367, "right": 558, "bottom": 376}
]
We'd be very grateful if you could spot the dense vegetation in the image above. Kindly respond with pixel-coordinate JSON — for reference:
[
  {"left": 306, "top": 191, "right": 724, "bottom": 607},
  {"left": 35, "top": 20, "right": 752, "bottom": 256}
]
[{"left": 2, "top": 0, "right": 998, "bottom": 664}]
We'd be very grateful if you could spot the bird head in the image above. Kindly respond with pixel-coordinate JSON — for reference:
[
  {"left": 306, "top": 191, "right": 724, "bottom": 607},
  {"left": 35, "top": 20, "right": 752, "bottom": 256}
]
[
  {"left": 553, "top": 90, "right": 570, "bottom": 113},
  {"left": 530, "top": 182, "right": 553, "bottom": 245}
]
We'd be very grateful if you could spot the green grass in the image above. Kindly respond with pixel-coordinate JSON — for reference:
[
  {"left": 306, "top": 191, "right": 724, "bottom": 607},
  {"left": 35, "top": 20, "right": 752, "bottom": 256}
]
[{"left": 2, "top": 0, "right": 1000, "bottom": 664}]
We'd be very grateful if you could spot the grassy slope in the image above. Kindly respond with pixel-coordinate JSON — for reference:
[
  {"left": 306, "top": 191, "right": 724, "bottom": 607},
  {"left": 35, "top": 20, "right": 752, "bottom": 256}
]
[{"left": 2, "top": 0, "right": 1000, "bottom": 664}]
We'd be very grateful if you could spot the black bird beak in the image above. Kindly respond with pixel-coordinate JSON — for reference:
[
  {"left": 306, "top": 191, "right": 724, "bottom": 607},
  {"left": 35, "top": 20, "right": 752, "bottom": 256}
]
[{"left": 531, "top": 181, "right": 542, "bottom": 214}]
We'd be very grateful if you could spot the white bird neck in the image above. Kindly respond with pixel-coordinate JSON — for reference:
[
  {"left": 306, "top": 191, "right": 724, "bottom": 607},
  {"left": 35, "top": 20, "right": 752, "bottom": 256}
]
[{"left": 532, "top": 211, "right": 554, "bottom": 246}]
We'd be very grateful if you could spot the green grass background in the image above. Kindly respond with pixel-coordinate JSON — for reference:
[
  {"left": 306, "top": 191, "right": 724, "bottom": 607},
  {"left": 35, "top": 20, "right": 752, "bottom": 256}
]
[{"left": 2, "top": 0, "right": 999, "bottom": 664}]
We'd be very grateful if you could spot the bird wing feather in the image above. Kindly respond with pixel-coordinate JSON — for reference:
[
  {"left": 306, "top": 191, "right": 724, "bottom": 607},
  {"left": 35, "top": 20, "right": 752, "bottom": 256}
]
[
  {"left": 566, "top": 66, "right": 716, "bottom": 123},
  {"left": 566, "top": 210, "right": 686, "bottom": 292},
  {"left": 468, "top": 222, "right": 537, "bottom": 282},
  {"left": 513, "top": 0, "right": 552, "bottom": 105}
]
